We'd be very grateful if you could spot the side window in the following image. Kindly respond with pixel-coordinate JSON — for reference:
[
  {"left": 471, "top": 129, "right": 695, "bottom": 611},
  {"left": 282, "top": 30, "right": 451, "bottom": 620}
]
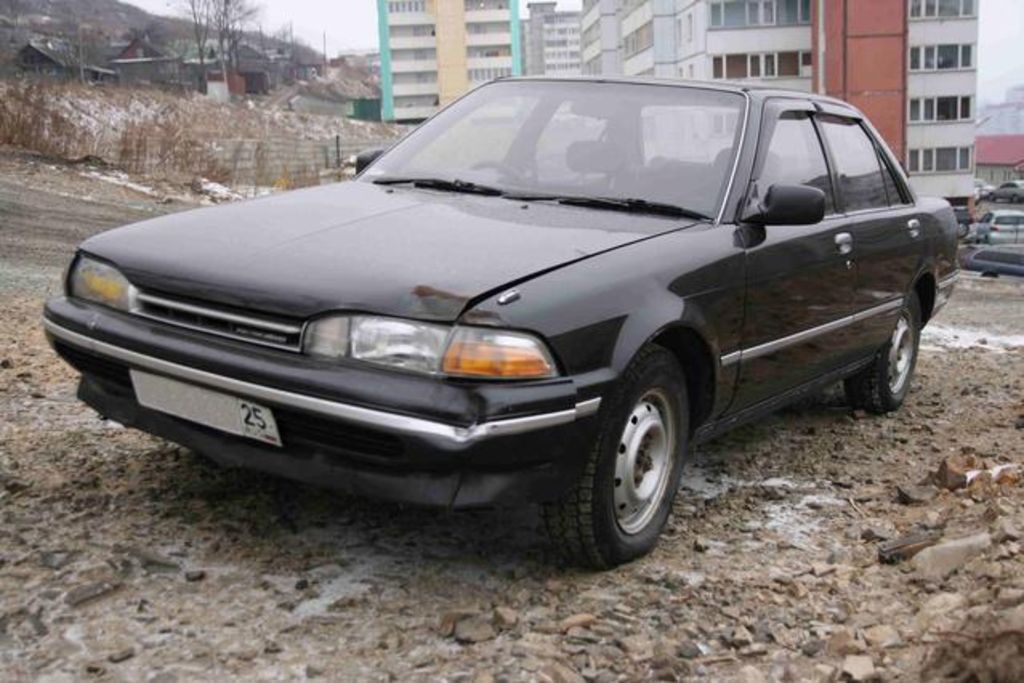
[
  {"left": 877, "top": 149, "right": 909, "bottom": 206},
  {"left": 818, "top": 117, "right": 889, "bottom": 212},
  {"left": 979, "top": 212, "right": 992, "bottom": 223},
  {"left": 757, "top": 112, "right": 835, "bottom": 214}
]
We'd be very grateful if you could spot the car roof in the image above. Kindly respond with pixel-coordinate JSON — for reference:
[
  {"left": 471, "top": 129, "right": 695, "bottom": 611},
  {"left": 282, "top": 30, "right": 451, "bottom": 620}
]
[
  {"left": 985, "top": 209, "right": 1024, "bottom": 216},
  {"left": 503, "top": 76, "right": 860, "bottom": 113}
]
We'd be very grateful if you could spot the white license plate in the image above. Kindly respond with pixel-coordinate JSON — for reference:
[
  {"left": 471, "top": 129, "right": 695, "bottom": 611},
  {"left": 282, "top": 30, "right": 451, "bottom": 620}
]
[{"left": 131, "top": 370, "right": 282, "bottom": 447}]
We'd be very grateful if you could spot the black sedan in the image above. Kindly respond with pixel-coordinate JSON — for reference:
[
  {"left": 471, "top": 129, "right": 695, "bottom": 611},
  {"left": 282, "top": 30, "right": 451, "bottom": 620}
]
[{"left": 44, "top": 78, "right": 959, "bottom": 567}]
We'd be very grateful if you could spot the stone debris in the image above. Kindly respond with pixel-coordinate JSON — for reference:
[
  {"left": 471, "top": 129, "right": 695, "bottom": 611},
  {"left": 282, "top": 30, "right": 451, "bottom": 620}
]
[
  {"left": 64, "top": 580, "right": 122, "bottom": 607},
  {"left": 912, "top": 533, "right": 992, "bottom": 580},
  {"left": 841, "top": 654, "right": 876, "bottom": 681}
]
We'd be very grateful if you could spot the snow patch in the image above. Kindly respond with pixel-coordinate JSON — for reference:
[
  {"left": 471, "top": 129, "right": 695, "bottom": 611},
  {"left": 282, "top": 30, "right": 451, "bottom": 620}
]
[
  {"left": 921, "top": 324, "right": 1024, "bottom": 352},
  {"left": 81, "top": 169, "right": 159, "bottom": 197}
]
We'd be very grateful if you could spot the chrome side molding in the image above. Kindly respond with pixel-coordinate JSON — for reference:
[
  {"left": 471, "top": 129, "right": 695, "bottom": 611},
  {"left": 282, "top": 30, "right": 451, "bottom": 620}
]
[{"left": 720, "top": 297, "right": 904, "bottom": 367}]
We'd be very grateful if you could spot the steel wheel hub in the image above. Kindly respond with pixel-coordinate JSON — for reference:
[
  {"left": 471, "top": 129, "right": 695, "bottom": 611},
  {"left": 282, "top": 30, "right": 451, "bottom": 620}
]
[
  {"left": 613, "top": 389, "right": 675, "bottom": 535},
  {"left": 888, "top": 315, "right": 914, "bottom": 394}
]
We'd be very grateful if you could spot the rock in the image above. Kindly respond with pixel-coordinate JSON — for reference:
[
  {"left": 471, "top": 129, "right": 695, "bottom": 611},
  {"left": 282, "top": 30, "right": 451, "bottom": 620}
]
[
  {"left": 618, "top": 635, "right": 653, "bottom": 661},
  {"left": 826, "top": 628, "right": 864, "bottom": 656},
  {"left": 439, "top": 609, "right": 478, "bottom": 637},
  {"left": 493, "top": 606, "right": 518, "bottom": 628},
  {"left": 694, "top": 536, "right": 711, "bottom": 552},
  {"left": 935, "top": 454, "right": 977, "bottom": 490},
  {"left": 294, "top": 578, "right": 310, "bottom": 590},
  {"left": 540, "top": 662, "right": 585, "bottom": 683},
  {"left": 997, "top": 588, "right": 1024, "bottom": 608},
  {"left": 811, "top": 562, "right": 837, "bottom": 577},
  {"left": 471, "top": 672, "right": 495, "bottom": 683},
  {"left": 184, "top": 570, "right": 206, "bottom": 582},
  {"left": 677, "top": 639, "right": 703, "bottom": 659},
  {"left": 730, "top": 625, "right": 754, "bottom": 648},
  {"left": 863, "top": 624, "right": 900, "bottom": 649},
  {"left": 305, "top": 664, "right": 324, "bottom": 678},
  {"left": 992, "top": 518, "right": 1021, "bottom": 544},
  {"left": 914, "top": 592, "right": 967, "bottom": 633},
  {"left": 560, "top": 613, "right": 597, "bottom": 632},
  {"left": 897, "top": 484, "right": 938, "bottom": 505},
  {"left": 841, "top": 654, "right": 875, "bottom": 681},
  {"left": 108, "top": 648, "right": 135, "bottom": 663},
  {"left": 912, "top": 533, "right": 992, "bottom": 580},
  {"left": 454, "top": 617, "right": 497, "bottom": 644},
  {"left": 735, "top": 665, "right": 767, "bottom": 683},
  {"left": 813, "top": 664, "right": 837, "bottom": 682},
  {"left": 129, "top": 547, "right": 179, "bottom": 573},
  {"left": 65, "top": 580, "right": 122, "bottom": 607},
  {"left": 801, "top": 638, "right": 826, "bottom": 657},
  {"left": 860, "top": 526, "right": 892, "bottom": 542},
  {"left": 40, "top": 550, "right": 76, "bottom": 570}
]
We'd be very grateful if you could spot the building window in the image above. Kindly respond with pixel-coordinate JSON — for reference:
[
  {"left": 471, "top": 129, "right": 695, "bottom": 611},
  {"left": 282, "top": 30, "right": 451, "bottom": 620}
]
[
  {"left": 623, "top": 22, "right": 653, "bottom": 58},
  {"left": 907, "top": 146, "right": 973, "bottom": 173},
  {"left": 389, "top": 1, "right": 426, "bottom": 12},
  {"left": 710, "top": 51, "right": 809, "bottom": 80},
  {"left": 909, "top": 44, "right": 974, "bottom": 71},
  {"left": 909, "top": 0, "right": 975, "bottom": 18},
  {"left": 711, "top": 0, "right": 808, "bottom": 27},
  {"left": 909, "top": 95, "right": 973, "bottom": 123}
]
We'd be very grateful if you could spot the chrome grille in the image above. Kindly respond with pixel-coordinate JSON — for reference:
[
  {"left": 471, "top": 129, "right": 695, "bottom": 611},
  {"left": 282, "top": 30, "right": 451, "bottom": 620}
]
[{"left": 134, "top": 292, "right": 304, "bottom": 352}]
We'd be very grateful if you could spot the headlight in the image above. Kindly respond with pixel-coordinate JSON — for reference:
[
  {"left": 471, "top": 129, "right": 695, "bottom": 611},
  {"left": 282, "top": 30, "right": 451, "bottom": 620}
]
[
  {"left": 304, "top": 315, "right": 557, "bottom": 379},
  {"left": 68, "top": 256, "right": 137, "bottom": 312}
]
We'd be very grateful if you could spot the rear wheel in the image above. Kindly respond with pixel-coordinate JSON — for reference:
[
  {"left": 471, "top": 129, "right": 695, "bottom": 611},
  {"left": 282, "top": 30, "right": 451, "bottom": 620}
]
[
  {"left": 543, "top": 345, "right": 688, "bottom": 569},
  {"left": 844, "top": 292, "right": 922, "bottom": 414}
]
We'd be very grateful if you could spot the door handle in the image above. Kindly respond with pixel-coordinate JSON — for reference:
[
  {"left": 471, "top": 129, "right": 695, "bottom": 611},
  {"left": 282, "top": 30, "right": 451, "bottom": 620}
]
[
  {"left": 907, "top": 218, "right": 921, "bottom": 238},
  {"left": 835, "top": 232, "right": 853, "bottom": 255}
]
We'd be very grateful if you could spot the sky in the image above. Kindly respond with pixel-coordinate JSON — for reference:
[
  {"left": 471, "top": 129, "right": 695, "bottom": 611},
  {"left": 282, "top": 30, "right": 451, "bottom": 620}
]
[{"left": 126, "top": 0, "right": 1018, "bottom": 103}]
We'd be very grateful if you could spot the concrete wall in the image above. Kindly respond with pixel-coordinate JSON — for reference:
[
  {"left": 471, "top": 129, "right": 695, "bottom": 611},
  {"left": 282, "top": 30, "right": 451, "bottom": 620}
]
[{"left": 120, "top": 136, "right": 395, "bottom": 188}]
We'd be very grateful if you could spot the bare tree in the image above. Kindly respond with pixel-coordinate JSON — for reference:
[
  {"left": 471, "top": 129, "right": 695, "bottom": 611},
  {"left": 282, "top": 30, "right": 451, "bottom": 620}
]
[
  {"left": 180, "top": 0, "right": 213, "bottom": 90},
  {"left": 212, "top": 0, "right": 260, "bottom": 71}
]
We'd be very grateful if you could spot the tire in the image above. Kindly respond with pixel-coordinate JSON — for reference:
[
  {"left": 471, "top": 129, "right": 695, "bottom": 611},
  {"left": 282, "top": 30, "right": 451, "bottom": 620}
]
[
  {"left": 543, "top": 344, "right": 689, "bottom": 569},
  {"left": 844, "top": 292, "right": 922, "bottom": 414}
]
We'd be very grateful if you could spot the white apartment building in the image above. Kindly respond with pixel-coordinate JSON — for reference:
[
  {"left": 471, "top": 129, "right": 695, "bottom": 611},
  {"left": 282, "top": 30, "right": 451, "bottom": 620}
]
[
  {"left": 576, "top": 0, "right": 979, "bottom": 204},
  {"left": 378, "top": 0, "right": 523, "bottom": 122},
  {"left": 523, "top": 2, "right": 582, "bottom": 75},
  {"left": 904, "top": 0, "right": 979, "bottom": 200}
]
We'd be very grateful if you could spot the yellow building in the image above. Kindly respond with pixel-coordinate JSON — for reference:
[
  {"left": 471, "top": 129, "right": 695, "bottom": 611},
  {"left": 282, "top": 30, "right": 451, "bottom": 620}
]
[{"left": 378, "top": 0, "right": 523, "bottom": 122}]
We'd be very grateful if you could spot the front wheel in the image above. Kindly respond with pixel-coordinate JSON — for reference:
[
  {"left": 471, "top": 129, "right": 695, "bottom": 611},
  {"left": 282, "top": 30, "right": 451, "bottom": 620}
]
[
  {"left": 844, "top": 293, "right": 922, "bottom": 414},
  {"left": 543, "top": 345, "right": 688, "bottom": 569}
]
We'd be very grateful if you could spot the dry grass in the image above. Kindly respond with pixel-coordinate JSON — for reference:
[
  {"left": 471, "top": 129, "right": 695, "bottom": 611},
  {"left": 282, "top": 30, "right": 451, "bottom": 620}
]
[{"left": 0, "top": 79, "right": 397, "bottom": 188}]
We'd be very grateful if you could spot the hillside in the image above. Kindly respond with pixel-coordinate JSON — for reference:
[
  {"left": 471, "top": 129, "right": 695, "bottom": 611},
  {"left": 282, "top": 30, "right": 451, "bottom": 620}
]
[{"left": 2, "top": 0, "right": 188, "bottom": 38}]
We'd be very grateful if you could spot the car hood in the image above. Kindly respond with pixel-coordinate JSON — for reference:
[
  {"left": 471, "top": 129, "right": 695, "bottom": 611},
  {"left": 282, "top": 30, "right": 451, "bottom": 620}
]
[{"left": 82, "top": 181, "right": 697, "bottom": 321}]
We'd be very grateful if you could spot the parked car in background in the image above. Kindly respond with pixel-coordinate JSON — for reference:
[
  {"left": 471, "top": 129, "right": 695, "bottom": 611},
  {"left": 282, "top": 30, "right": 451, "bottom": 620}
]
[
  {"left": 974, "top": 178, "right": 995, "bottom": 201},
  {"left": 974, "top": 209, "right": 1024, "bottom": 244},
  {"left": 960, "top": 246, "right": 1024, "bottom": 278},
  {"left": 953, "top": 206, "right": 973, "bottom": 239},
  {"left": 43, "top": 78, "right": 960, "bottom": 567},
  {"left": 992, "top": 180, "right": 1024, "bottom": 203}
]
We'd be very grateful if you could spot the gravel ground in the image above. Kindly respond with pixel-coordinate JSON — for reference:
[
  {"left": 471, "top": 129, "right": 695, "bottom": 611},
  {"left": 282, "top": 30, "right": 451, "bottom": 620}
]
[{"left": 2, "top": 152, "right": 1024, "bottom": 682}]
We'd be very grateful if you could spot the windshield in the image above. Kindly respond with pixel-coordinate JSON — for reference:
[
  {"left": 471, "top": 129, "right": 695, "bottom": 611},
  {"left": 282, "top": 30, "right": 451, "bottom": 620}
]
[{"left": 363, "top": 80, "right": 746, "bottom": 218}]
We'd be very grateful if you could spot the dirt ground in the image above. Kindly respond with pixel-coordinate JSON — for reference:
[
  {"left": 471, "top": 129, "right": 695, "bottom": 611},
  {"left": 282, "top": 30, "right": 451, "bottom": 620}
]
[{"left": 2, "top": 151, "right": 1024, "bottom": 682}]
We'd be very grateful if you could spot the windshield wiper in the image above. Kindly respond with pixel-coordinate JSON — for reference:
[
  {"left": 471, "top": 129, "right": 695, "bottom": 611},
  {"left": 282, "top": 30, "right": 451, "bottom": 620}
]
[
  {"left": 505, "top": 193, "right": 711, "bottom": 221},
  {"left": 372, "top": 176, "right": 504, "bottom": 197}
]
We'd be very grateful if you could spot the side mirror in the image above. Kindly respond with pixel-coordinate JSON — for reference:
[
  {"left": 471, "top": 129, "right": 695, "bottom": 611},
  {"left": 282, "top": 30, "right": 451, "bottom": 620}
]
[
  {"left": 745, "top": 184, "right": 826, "bottom": 226},
  {"left": 355, "top": 147, "right": 385, "bottom": 174}
]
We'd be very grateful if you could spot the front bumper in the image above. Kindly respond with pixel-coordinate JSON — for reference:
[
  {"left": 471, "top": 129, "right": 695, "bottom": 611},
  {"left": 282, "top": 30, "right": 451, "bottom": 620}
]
[{"left": 44, "top": 297, "right": 604, "bottom": 508}]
